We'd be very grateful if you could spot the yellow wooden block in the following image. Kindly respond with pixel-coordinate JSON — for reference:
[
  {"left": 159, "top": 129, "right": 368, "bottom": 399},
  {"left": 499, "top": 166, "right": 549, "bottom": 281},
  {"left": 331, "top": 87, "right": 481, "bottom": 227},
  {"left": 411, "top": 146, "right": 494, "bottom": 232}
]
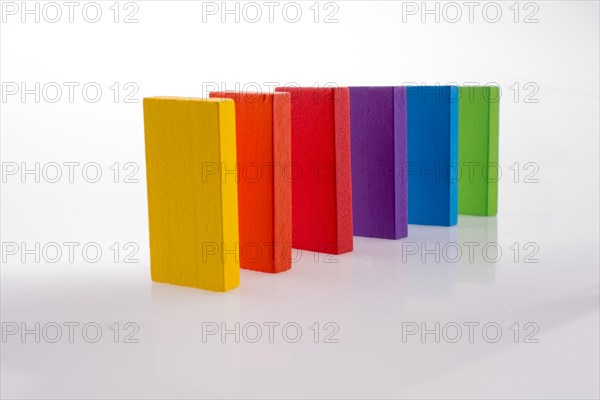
[{"left": 143, "top": 97, "right": 240, "bottom": 292}]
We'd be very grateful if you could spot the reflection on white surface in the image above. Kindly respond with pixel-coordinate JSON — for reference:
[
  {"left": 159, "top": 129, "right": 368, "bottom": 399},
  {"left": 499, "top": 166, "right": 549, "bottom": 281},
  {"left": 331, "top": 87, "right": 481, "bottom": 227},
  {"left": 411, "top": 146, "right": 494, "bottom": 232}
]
[
  {"left": 457, "top": 216, "right": 497, "bottom": 285},
  {"left": 1, "top": 215, "right": 598, "bottom": 398}
]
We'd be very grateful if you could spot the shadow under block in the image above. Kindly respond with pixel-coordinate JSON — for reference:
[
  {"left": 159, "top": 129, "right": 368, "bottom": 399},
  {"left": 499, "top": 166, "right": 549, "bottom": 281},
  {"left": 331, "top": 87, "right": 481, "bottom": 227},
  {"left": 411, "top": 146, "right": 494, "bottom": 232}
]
[
  {"left": 209, "top": 92, "right": 292, "bottom": 273},
  {"left": 349, "top": 87, "right": 407, "bottom": 240},
  {"left": 458, "top": 86, "right": 499, "bottom": 216},
  {"left": 275, "top": 87, "right": 353, "bottom": 255},
  {"left": 407, "top": 86, "right": 459, "bottom": 226},
  {"left": 143, "top": 97, "right": 240, "bottom": 292}
]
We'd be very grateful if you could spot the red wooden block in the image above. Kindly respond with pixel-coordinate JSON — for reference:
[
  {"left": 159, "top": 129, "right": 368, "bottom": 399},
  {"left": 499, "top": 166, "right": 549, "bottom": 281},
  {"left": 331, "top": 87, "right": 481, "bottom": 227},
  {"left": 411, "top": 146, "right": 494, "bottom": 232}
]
[
  {"left": 209, "top": 91, "right": 292, "bottom": 273},
  {"left": 274, "top": 87, "right": 353, "bottom": 255}
]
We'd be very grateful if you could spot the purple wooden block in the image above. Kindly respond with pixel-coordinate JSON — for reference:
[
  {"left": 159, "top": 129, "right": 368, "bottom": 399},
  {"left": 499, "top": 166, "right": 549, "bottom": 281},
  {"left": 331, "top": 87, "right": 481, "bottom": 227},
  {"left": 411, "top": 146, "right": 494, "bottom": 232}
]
[{"left": 350, "top": 87, "right": 407, "bottom": 239}]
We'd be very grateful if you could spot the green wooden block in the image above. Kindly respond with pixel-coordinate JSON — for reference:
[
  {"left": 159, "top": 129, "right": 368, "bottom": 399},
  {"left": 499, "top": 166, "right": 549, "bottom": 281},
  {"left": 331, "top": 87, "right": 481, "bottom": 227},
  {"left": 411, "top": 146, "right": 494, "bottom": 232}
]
[{"left": 458, "top": 86, "right": 499, "bottom": 216}]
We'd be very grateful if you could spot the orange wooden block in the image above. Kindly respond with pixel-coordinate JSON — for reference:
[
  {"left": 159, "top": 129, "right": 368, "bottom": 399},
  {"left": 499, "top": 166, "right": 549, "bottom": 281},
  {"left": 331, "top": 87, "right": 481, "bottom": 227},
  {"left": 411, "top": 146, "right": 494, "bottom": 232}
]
[{"left": 209, "top": 92, "right": 292, "bottom": 273}]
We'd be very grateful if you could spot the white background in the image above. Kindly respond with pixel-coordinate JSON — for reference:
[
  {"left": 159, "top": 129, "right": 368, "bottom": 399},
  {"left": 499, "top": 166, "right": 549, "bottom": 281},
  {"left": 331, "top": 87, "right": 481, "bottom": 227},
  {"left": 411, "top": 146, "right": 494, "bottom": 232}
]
[{"left": 1, "top": 1, "right": 599, "bottom": 398}]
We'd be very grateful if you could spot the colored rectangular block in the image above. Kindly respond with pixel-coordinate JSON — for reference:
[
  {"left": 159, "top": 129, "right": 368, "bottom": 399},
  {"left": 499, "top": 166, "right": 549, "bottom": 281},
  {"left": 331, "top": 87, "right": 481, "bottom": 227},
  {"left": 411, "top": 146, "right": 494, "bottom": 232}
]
[
  {"left": 349, "top": 86, "right": 407, "bottom": 239},
  {"left": 274, "top": 87, "right": 353, "bottom": 254},
  {"left": 458, "top": 86, "right": 500, "bottom": 216},
  {"left": 209, "top": 91, "right": 292, "bottom": 273},
  {"left": 143, "top": 97, "right": 240, "bottom": 292},
  {"left": 407, "top": 86, "right": 459, "bottom": 226}
]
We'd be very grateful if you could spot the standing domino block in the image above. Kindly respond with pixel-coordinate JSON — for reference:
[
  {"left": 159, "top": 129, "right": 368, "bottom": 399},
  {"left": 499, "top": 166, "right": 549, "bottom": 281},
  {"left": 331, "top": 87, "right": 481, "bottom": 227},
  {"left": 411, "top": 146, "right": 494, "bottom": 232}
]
[
  {"left": 458, "top": 86, "right": 500, "bottom": 216},
  {"left": 143, "top": 97, "right": 240, "bottom": 292},
  {"left": 349, "top": 87, "right": 407, "bottom": 239},
  {"left": 407, "top": 86, "right": 459, "bottom": 226},
  {"left": 275, "top": 87, "right": 353, "bottom": 254},
  {"left": 209, "top": 91, "right": 292, "bottom": 273}
]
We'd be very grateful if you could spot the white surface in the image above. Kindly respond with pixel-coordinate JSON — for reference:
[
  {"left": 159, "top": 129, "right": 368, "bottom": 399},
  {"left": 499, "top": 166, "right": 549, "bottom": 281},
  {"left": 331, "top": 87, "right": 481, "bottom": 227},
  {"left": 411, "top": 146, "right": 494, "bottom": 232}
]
[{"left": 1, "top": 1, "right": 599, "bottom": 399}]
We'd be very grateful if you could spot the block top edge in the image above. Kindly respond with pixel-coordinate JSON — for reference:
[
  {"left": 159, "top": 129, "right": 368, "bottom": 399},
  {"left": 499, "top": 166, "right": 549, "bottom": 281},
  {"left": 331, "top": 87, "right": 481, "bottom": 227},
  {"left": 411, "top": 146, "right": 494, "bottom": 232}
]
[
  {"left": 209, "top": 91, "right": 289, "bottom": 97},
  {"left": 208, "top": 91, "right": 291, "bottom": 102},
  {"left": 144, "top": 96, "right": 233, "bottom": 103},
  {"left": 459, "top": 85, "right": 500, "bottom": 88},
  {"left": 275, "top": 87, "right": 349, "bottom": 92}
]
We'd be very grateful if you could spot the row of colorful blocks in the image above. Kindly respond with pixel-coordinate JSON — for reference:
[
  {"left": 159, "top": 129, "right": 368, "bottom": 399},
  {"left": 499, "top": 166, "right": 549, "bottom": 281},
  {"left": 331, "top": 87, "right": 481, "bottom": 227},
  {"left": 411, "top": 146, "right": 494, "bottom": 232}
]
[{"left": 143, "top": 86, "right": 499, "bottom": 292}]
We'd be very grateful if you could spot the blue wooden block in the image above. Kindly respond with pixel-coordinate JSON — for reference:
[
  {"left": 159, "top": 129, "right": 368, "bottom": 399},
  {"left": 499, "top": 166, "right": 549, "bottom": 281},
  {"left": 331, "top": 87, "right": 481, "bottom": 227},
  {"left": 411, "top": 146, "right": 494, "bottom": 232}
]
[{"left": 406, "top": 86, "right": 458, "bottom": 226}]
